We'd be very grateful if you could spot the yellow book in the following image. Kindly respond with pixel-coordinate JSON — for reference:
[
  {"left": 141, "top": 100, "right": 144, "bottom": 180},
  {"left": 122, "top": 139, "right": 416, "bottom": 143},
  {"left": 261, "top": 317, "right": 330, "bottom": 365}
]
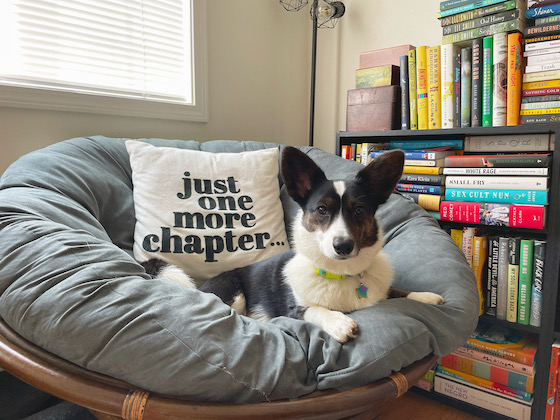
[
  {"left": 473, "top": 235, "right": 488, "bottom": 316},
  {"left": 522, "top": 69, "right": 560, "bottom": 84},
  {"left": 355, "top": 65, "right": 399, "bottom": 88},
  {"left": 428, "top": 46, "right": 442, "bottom": 129},
  {"left": 522, "top": 79, "right": 560, "bottom": 91},
  {"left": 520, "top": 108, "right": 560, "bottom": 115},
  {"left": 416, "top": 46, "right": 429, "bottom": 130},
  {"left": 450, "top": 228, "right": 463, "bottom": 249},
  {"left": 408, "top": 49, "right": 418, "bottom": 130},
  {"left": 402, "top": 165, "right": 443, "bottom": 175}
]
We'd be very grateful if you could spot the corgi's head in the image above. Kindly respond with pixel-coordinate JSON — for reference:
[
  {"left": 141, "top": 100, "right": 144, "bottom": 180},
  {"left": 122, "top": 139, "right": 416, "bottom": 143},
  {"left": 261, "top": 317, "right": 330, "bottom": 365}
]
[{"left": 281, "top": 147, "right": 404, "bottom": 273}]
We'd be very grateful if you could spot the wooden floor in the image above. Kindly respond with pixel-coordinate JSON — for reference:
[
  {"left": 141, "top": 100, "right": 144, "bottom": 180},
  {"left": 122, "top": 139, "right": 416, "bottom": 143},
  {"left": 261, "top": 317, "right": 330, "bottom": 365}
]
[{"left": 376, "top": 390, "right": 482, "bottom": 420}]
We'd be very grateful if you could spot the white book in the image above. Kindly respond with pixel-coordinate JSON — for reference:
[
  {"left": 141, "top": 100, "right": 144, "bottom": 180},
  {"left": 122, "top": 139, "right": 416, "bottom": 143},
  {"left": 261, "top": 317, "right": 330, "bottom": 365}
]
[
  {"left": 493, "top": 32, "right": 508, "bottom": 127},
  {"left": 524, "top": 39, "right": 560, "bottom": 52},
  {"left": 463, "top": 133, "right": 552, "bottom": 152},
  {"left": 443, "top": 167, "right": 549, "bottom": 176},
  {"left": 445, "top": 176, "right": 548, "bottom": 190},
  {"left": 525, "top": 62, "right": 560, "bottom": 73},
  {"left": 526, "top": 52, "right": 560, "bottom": 66},
  {"left": 524, "top": 46, "right": 560, "bottom": 57},
  {"left": 521, "top": 100, "right": 560, "bottom": 110},
  {"left": 434, "top": 375, "right": 532, "bottom": 420},
  {"left": 441, "top": 43, "right": 459, "bottom": 129}
]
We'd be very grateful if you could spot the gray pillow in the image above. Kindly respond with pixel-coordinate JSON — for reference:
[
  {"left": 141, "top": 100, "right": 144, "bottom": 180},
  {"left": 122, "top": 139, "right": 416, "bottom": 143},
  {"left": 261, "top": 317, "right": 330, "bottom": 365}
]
[{"left": 0, "top": 136, "right": 479, "bottom": 402}]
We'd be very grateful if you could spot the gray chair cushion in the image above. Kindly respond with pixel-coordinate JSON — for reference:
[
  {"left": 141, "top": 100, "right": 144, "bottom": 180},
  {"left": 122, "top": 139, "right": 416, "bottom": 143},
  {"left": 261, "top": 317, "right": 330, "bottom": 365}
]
[{"left": 0, "top": 136, "right": 478, "bottom": 402}]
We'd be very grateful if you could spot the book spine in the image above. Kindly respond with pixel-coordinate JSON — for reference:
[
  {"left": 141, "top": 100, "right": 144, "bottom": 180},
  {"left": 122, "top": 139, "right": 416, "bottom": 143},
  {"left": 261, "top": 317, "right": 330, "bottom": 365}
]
[
  {"left": 444, "top": 166, "right": 549, "bottom": 176},
  {"left": 417, "top": 46, "right": 429, "bottom": 130},
  {"left": 404, "top": 159, "right": 442, "bottom": 167},
  {"left": 473, "top": 235, "right": 488, "bottom": 315},
  {"left": 402, "top": 165, "right": 443, "bottom": 175},
  {"left": 545, "top": 342, "right": 560, "bottom": 419},
  {"left": 525, "top": 39, "right": 560, "bottom": 51},
  {"left": 472, "top": 38, "right": 483, "bottom": 127},
  {"left": 428, "top": 46, "right": 442, "bottom": 129},
  {"left": 523, "top": 87, "right": 560, "bottom": 96},
  {"left": 535, "top": 14, "right": 560, "bottom": 25},
  {"left": 355, "top": 65, "right": 399, "bottom": 88},
  {"left": 525, "top": 22, "right": 560, "bottom": 36},
  {"left": 442, "top": 19, "right": 526, "bottom": 45},
  {"left": 462, "top": 227, "right": 478, "bottom": 267},
  {"left": 390, "top": 139, "right": 464, "bottom": 149},
  {"left": 464, "top": 133, "right": 551, "bottom": 152},
  {"left": 497, "top": 236, "right": 509, "bottom": 319},
  {"left": 438, "top": 0, "right": 510, "bottom": 18},
  {"left": 434, "top": 375, "right": 532, "bottom": 420},
  {"left": 408, "top": 49, "right": 418, "bottom": 130},
  {"left": 399, "top": 192, "right": 442, "bottom": 211},
  {"left": 440, "top": 0, "right": 522, "bottom": 26},
  {"left": 462, "top": 47, "right": 473, "bottom": 127},
  {"left": 454, "top": 346, "right": 535, "bottom": 375},
  {"left": 397, "top": 183, "right": 444, "bottom": 194},
  {"left": 400, "top": 55, "right": 410, "bottom": 129},
  {"left": 521, "top": 114, "right": 560, "bottom": 123},
  {"left": 507, "top": 32, "right": 523, "bottom": 126},
  {"left": 440, "top": 201, "right": 546, "bottom": 229},
  {"left": 517, "top": 239, "right": 534, "bottom": 325},
  {"left": 523, "top": 79, "right": 560, "bottom": 89},
  {"left": 525, "top": 33, "right": 560, "bottom": 45},
  {"left": 441, "top": 43, "right": 457, "bottom": 128},
  {"left": 443, "top": 9, "right": 521, "bottom": 35},
  {"left": 486, "top": 236, "right": 499, "bottom": 316},
  {"left": 526, "top": 53, "right": 560, "bottom": 66},
  {"left": 454, "top": 50, "right": 462, "bottom": 127},
  {"left": 523, "top": 94, "right": 560, "bottom": 102},
  {"left": 521, "top": 107, "right": 560, "bottom": 114},
  {"left": 526, "top": 63, "right": 560, "bottom": 73},
  {"left": 444, "top": 154, "right": 551, "bottom": 167},
  {"left": 506, "top": 237, "right": 520, "bottom": 323},
  {"left": 493, "top": 32, "right": 508, "bottom": 126},
  {"left": 445, "top": 176, "right": 548, "bottom": 190},
  {"left": 526, "top": 2, "right": 560, "bottom": 19},
  {"left": 400, "top": 173, "right": 445, "bottom": 185},
  {"left": 524, "top": 46, "right": 560, "bottom": 57},
  {"left": 483, "top": 36, "right": 494, "bottom": 126},
  {"left": 522, "top": 100, "right": 560, "bottom": 109},
  {"left": 529, "top": 240, "right": 545, "bottom": 326},
  {"left": 445, "top": 189, "right": 548, "bottom": 205},
  {"left": 451, "top": 228, "right": 464, "bottom": 248},
  {"left": 441, "top": 0, "right": 479, "bottom": 11},
  {"left": 377, "top": 150, "right": 448, "bottom": 159},
  {"left": 523, "top": 69, "right": 560, "bottom": 82}
]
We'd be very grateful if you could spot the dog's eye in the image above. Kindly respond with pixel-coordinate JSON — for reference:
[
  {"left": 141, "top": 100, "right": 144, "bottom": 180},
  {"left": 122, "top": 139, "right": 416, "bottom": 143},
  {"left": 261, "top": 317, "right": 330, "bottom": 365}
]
[
  {"left": 354, "top": 206, "right": 365, "bottom": 216},
  {"left": 316, "top": 205, "right": 328, "bottom": 215}
]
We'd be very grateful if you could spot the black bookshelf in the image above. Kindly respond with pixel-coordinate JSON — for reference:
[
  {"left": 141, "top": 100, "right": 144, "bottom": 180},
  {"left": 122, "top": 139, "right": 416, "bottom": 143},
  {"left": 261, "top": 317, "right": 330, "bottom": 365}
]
[{"left": 337, "top": 124, "right": 560, "bottom": 420}]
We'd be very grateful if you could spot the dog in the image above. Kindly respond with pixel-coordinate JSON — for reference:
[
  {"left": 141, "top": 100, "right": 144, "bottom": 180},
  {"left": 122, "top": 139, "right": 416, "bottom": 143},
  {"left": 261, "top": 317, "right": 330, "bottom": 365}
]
[{"left": 144, "top": 147, "right": 443, "bottom": 343}]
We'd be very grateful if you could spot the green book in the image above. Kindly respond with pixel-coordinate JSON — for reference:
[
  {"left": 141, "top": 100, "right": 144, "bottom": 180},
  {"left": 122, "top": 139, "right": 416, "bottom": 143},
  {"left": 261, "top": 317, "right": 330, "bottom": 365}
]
[
  {"left": 482, "top": 36, "right": 493, "bottom": 127},
  {"left": 517, "top": 239, "right": 534, "bottom": 325},
  {"left": 442, "top": 19, "right": 525, "bottom": 45}
]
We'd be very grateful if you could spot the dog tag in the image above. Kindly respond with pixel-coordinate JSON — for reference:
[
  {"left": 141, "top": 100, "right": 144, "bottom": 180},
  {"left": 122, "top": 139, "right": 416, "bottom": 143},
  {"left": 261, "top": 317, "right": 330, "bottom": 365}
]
[{"left": 357, "top": 283, "right": 368, "bottom": 298}]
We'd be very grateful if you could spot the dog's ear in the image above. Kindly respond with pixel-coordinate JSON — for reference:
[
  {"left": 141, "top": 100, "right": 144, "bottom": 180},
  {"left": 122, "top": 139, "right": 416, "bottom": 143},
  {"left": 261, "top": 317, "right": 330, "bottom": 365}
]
[
  {"left": 281, "top": 146, "right": 327, "bottom": 206},
  {"left": 356, "top": 149, "right": 404, "bottom": 205}
]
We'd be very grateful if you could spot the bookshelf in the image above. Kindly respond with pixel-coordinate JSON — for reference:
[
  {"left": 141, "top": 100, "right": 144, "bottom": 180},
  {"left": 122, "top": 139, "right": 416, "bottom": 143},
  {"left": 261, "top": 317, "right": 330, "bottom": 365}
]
[{"left": 336, "top": 124, "right": 560, "bottom": 420}]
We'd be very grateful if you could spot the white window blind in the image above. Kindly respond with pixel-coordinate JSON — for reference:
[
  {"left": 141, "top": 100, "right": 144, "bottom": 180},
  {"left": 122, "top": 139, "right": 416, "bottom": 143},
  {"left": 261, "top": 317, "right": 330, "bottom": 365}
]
[{"left": 0, "top": 0, "right": 208, "bottom": 120}]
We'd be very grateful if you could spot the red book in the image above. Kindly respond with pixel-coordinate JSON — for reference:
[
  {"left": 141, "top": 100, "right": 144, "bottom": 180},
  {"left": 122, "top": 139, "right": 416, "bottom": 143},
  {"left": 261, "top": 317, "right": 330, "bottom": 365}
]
[
  {"left": 440, "top": 201, "right": 546, "bottom": 229},
  {"left": 445, "top": 154, "right": 551, "bottom": 168}
]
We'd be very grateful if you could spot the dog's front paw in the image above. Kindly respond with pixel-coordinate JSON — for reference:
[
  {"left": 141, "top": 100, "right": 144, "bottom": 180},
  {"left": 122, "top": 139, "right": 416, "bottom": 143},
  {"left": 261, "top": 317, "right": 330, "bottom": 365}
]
[
  {"left": 323, "top": 311, "right": 358, "bottom": 343},
  {"left": 407, "top": 292, "right": 444, "bottom": 305}
]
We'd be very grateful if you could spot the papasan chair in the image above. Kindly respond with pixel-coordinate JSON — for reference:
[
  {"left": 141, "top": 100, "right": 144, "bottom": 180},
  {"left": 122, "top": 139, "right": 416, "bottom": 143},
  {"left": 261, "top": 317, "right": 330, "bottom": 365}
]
[{"left": 0, "top": 136, "right": 479, "bottom": 419}]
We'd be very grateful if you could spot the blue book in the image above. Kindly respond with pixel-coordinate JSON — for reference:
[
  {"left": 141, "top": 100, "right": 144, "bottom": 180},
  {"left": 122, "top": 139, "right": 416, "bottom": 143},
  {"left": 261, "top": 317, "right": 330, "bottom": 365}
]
[
  {"left": 372, "top": 149, "right": 455, "bottom": 160},
  {"left": 397, "top": 183, "right": 444, "bottom": 195},
  {"left": 388, "top": 139, "right": 463, "bottom": 150},
  {"left": 526, "top": 2, "right": 560, "bottom": 19},
  {"left": 445, "top": 189, "right": 548, "bottom": 205}
]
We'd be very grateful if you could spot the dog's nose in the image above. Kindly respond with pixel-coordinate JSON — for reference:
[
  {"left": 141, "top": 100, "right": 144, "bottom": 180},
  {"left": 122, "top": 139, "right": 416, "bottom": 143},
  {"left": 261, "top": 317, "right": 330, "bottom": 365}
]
[{"left": 333, "top": 237, "right": 354, "bottom": 256}]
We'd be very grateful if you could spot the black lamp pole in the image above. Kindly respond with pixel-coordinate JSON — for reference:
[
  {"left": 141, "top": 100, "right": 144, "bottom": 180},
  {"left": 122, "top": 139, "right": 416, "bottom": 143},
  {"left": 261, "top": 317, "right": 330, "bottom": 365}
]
[{"left": 309, "top": 9, "right": 318, "bottom": 147}]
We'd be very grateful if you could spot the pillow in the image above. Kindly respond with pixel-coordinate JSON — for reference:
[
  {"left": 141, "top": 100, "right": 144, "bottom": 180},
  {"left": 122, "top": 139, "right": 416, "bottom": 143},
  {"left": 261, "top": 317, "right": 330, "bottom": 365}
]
[{"left": 126, "top": 140, "right": 290, "bottom": 283}]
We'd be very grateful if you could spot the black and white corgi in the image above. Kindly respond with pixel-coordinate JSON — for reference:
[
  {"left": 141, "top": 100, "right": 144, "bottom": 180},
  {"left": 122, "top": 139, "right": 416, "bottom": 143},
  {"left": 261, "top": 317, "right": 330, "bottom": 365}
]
[{"left": 144, "top": 147, "right": 443, "bottom": 343}]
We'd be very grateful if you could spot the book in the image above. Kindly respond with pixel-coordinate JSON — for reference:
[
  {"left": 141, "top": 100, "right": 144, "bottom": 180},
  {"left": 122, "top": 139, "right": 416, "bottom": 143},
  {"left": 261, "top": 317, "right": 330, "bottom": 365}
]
[
  {"left": 545, "top": 341, "right": 560, "bottom": 419},
  {"left": 497, "top": 236, "right": 510, "bottom": 319},
  {"left": 523, "top": 87, "right": 560, "bottom": 96},
  {"left": 399, "top": 192, "right": 442, "bottom": 211},
  {"left": 454, "top": 50, "right": 462, "bottom": 127},
  {"left": 493, "top": 31, "right": 508, "bottom": 126},
  {"left": 441, "top": 43, "right": 459, "bottom": 128},
  {"left": 461, "top": 47, "right": 473, "bottom": 126},
  {"left": 408, "top": 49, "right": 418, "bottom": 130},
  {"left": 428, "top": 46, "right": 442, "bottom": 129},
  {"left": 399, "top": 173, "right": 445, "bottom": 185},
  {"left": 523, "top": 78, "right": 560, "bottom": 89},
  {"left": 525, "top": 52, "right": 560, "bottom": 66},
  {"left": 440, "top": 202, "right": 546, "bottom": 229},
  {"left": 473, "top": 234, "right": 488, "bottom": 315},
  {"left": 443, "top": 9, "right": 523, "bottom": 35},
  {"left": 521, "top": 100, "right": 560, "bottom": 108},
  {"left": 464, "top": 318, "right": 539, "bottom": 365},
  {"left": 355, "top": 65, "right": 400, "bottom": 88},
  {"left": 529, "top": 239, "right": 545, "bottom": 326},
  {"left": 440, "top": 0, "right": 526, "bottom": 26},
  {"left": 405, "top": 158, "right": 448, "bottom": 167},
  {"left": 517, "top": 239, "right": 534, "bottom": 325},
  {"left": 389, "top": 139, "right": 464, "bottom": 149},
  {"left": 416, "top": 46, "right": 429, "bottom": 130},
  {"left": 439, "top": 353, "right": 534, "bottom": 393},
  {"left": 507, "top": 237, "right": 520, "bottom": 323},
  {"left": 526, "top": 62, "right": 560, "bottom": 73},
  {"left": 454, "top": 345, "right": 535, "bottom": 375},
  {"left": 524, "top": 46, "right": 560, "bottom": 56},
  {"left": 359, "top": 44, "right": 415, "bottom": 69},
  {"left": 434, "top": 375, "right": 532, "bottom": 420},
  {"left": 486, "top": 235, "right": 499, "bottom": 316},
  {"left": 526, "top": 2, "right": 560, "bottom": 19},
  {"left": 525, "top": 22, "right": 560, "bottom": 37},
  {"left": 450, "top": 228, "right": 464, "bottom": 248},
  {"left": 521, "top": 107, "right": 560, "bottom": 114},
  {"left": 396, "top": 183, "right": 445, "bottom": 195},
  {"left": 472, "top": 38, "right": 483, "bottom": 127},
  {"left": 525, "top": 39, "right": 560, "bottom": 51},
  {"left": 360, "top": 143, "right": 388, "bottom": 165},
  {"left": 372, "top": 149, "right": 456, "bottom": 160},
  {"left": 402, "top": 165, "right": 444, "bottom": 175},
  {"left": 462, "top": 226, "right": 480, "bottom": 267},
  {"left": 482, "top": 36, "right": 494, "bottom": 126},
  {"left": 445, "top": 176, "right": 548, "bottom": 190},
  {"left": 443, "top": 167, "right": 550, "bottom": 175},
  {"left": 463, "top": 133, "right": 553, "bottom": 151},
  {"left": 438, "top": 0, "right": 515, "bottom": 18},
  {"left": 521, "top": 113, "right": 560, "bottom": 123},
  {"left": 525, "top": 33, "right": 560, "bottom": 45},
  {"left": 400, "top": 55, "right": 410, "bottom": 130},
  {"left": 523, "top": 69, "right": 560, "bottom": 82},
  {"left": 444, "top": 153, "right": 552, "bottom": 167},
  {"left": 441, "top": 0, "right": 480, "bottom": 11},
  {"left": 507, "top": 32, "right": 523, "bottom": 126},
  {"left": 445, "top": 188, "right": 548, "bottom": 205},
  {"left": 442, "top": 19, "right": 527, "bottom": 45}
]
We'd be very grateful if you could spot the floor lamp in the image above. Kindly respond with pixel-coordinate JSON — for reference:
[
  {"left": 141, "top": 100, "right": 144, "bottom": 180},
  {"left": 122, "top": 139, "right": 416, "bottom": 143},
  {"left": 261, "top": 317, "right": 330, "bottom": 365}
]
[{"left": 279, "top": 0, "right": 346, "bottom": 147}]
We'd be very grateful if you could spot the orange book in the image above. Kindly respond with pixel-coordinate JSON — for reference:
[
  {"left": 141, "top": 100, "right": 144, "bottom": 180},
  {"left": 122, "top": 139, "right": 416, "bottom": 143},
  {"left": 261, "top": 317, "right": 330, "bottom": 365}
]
[{"left": 507, "top": 32, "right": 523, "bottom": 126}]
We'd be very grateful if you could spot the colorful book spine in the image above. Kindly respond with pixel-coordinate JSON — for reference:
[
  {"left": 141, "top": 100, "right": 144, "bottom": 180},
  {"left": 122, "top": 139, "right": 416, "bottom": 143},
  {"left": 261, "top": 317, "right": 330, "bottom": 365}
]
[
  {"left": 442, "top": 19, "right": 526, "bottom": 44},
  {"left": 400, "top": 55, "right": 410, "bottom": 130},
  {"left": 390, "top": 139, "right": 464, "bottom": 149},
  {"left": 428, "top": 46, "right": 442, "bottom": 129},
  {"left": 521, "top": 100, "right": 560, "bottom": 109},
  {"left": 445, "top": 189, "right": 548, "bottom": 205},
  {"left": 450, "top": 228, "right": 463, "bottom": 248},
  {"left": 545, "top": 341, "right": 560, "bottom": 419},
  {"left": 440, "top": 0, "right": 524, "bottom": 26},
  {"left": 525, "top": 22, "right": 560, "bottom": 37},
  {"left": 526, "top": 2, "right": 560, "bottom": 19},
  {"left": 507, "top": 32, "right": 523, "bottom": 126},
  {"left": 472, "top": 38, "right": 483, "bottom": 127},
  {"left": 517, "top": 239, "right": 534, "bottom": 325},
  {"left": 482, "top": 36, "right": 493, "bottom": 126},
  {"left": 441, "top": 43, "right": 458, "bottom": 128},
  {"left": 493, "top": 32, "right": 508, "bottom": 126},
  {"left": 438, "top": 0, "right": 510, "bottom": 18},
  {"left": 443, "top": 9, "right": 522, "bottom": 35},
  {"left": 486, "top": 236, "right": 499, "bottom": 316},
  {"left": 445, "top": 153, "right": 551, "bottom": 167},
  {"left": 443, "top": 167, "right": 550, "bottom": 176},
  {"left": 521, "top": 114, "right": 560, "bottom": 123},
  {"left": 408, "top": 49, "right": 418, "bottom": 130},
  {"left": 402, "top": 165, "right": 444, "bottom": 175},
  {"left": 507, "top": 237, "right": 520, "bottom": 323},
  {"left": 417, "top": 46, "right": 429, "bottom": 130},
  {"left": 473, "top": 234, "right": 488, "bottom": 315},
  {"left": 461, "top": 47, "right": 473, "bottom": 127},
  {"left": 396, "top": 183, "right": 444, "bottom": 195},
  {"left": 372, "top": 150, "right": 453, "bottom": 160},
  {"left": 523, "top": 79, "right": 560, "bottom": 89},
  {"left": 400, "top": 173, "right": 445, "bottom": 185},
  {"left": 529, "top": 240, "right": 545, "bottom": 327},
  {"left": 440, "top": 202, "right": 546, "bottom": 229},
  {"left": 521, "top": 107, "right": 560, "bottom": 115},
  {"left": 454, "top": 346, "right": 535, "bottom": 375},
  {"left": 399, "top": 192, "right": 442, "bottom": 211},
  {"left": 497, "top": 236, "right": 509, "bottom": 319},
  {"left": 462, "top": 226, "right": 479, "bottom": 267},
  {"left": 454, "top": 51, "right": 462, "bottom": 127},
  {"left": 355, "top": 65, "right": 399, "bottom": 88},
  {"left": 524, "top": 69, "right": 560, "bottom": 83},
  {"left": 445, "top": 176, "right": 548, "bottom": 190}
]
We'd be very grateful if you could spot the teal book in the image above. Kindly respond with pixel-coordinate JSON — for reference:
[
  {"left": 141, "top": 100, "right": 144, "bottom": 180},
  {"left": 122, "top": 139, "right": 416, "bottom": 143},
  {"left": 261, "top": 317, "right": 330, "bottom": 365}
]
[
  {"left": 444, "top": 189, "right": 548, "bottom": 205},
  {"left": 482, "top": 36, "right": 493, "bottom": 126}
]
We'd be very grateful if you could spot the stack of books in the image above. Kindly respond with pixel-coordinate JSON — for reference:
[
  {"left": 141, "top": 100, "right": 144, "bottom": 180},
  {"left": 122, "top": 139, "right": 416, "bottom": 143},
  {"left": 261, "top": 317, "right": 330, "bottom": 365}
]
[
  {"left": 435, "top": 319, "right": 537, "bottom": 420},
  {"left": 521, "top": 1, "right": 560, "bottom": 123}
]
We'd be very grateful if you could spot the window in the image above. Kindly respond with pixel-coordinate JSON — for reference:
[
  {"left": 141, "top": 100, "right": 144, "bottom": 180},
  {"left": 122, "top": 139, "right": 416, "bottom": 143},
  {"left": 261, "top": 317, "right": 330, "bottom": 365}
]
[{"left": 0, "top": 0, "right": 208, "bottom": 121}]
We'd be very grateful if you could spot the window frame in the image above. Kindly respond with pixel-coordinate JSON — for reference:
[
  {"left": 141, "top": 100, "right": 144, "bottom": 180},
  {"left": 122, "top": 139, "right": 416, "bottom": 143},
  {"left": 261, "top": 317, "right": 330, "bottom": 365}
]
[{"left": 0, "top": 0, "right": 208, "bottom": 122}]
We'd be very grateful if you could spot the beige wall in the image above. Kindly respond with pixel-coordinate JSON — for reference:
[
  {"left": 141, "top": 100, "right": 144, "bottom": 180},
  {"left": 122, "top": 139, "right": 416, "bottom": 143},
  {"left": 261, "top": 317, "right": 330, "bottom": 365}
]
[
  {"left": 314, "top": 0, "right": 443, "bottom": 153},
  {"left": 0, "top": 1, "right": 310, "bottom": 174}
]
